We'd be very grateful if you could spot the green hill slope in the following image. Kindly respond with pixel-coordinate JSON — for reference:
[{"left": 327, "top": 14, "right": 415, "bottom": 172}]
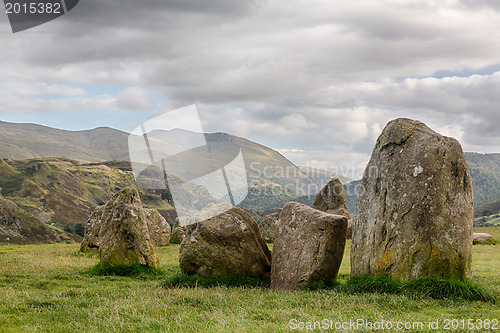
[
  {"left": 465, "top": 153, "right": 500, "bottom": 207},
  {"left": 0, "top": 195, "right": 80, "bottom": 245},
  {"left": 475, "top": 199, "right": 500, "bottom": 218},
  {"left": 0, "top": 158, "right": 175, "bottom": 239}
]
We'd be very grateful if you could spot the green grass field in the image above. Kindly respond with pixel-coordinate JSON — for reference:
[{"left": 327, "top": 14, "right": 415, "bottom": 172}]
[{"left": 0, "top": 228, "right": 499, "bottom": 332}]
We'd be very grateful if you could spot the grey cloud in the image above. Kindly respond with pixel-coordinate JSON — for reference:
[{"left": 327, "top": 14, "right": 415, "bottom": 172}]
[
  {"left": 2, "top": 0, "right": 500, "bottom": 172},
  {"left": 459, "top": 0, "right": 500, "bottom": 11}
]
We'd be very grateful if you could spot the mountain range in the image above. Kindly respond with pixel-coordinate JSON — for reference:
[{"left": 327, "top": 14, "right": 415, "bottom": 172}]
[
  {"left": 0, "top": 120, "right": 499, "bottom": 244},
  {"left": 0, "top": 120, "right": 346, "bottom": 244}
]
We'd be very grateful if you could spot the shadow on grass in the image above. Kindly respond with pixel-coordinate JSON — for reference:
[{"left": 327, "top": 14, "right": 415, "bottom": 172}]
[
  {"left": 161, "top": 273, "right": 495, "bottom": 302},
  {"left": 86, "top": 263, "right": 165, "bottom": 279},
  {"left": 338, "top": 275, "right": 496, "bottom": 303},
  {"left": 162, "top": 273, "right": 270, "bottom": 289}
]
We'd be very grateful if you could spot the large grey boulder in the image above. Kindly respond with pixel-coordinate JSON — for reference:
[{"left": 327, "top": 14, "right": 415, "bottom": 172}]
[
  {"left": 271, "top": 202, "right": 347, "bottom": 290},
  {"left": 179, "top": 206, "right": 272, "bottom": 279},
  {"left": 259, "top": 213, "right": 279, "bottom": 242},
  {"left": 351, "top": 118, "right": 473, "bottom": 281},
  {"left": 473, "top": 233, "right": 493, "bottom": 243},
  {"left": 98, "top": 188, "right": 160, "bottom": 269},
  {"left": 313, "top": 178, "right": 352, "bottom": 238}
]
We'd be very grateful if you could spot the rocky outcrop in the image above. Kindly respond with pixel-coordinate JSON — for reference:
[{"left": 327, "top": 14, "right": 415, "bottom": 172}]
[
  {"left": 97, "top": 188, "right": 160, "bottom": 268},
  {"left": 473, "top": 233, "right": 493, "bottom": 243},
  {"left": 351, "top": 118, "right": 474, "bottom": 281},
  {"left": 259, "top": 213, "right": 279, "bottom": 242},
  {"left": 179, "top": 206, "right": 272, "bottom": 279},
  {"left": 313, "top": 178, "right": 352, "bottom": 239},
  {"left": 271, "top": 202, "right": 347, "bottom": 290}
]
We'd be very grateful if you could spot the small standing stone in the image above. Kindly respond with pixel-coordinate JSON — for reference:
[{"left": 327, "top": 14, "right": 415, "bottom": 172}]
[
  {"left": 271, "top": 202, "right": 347, "bottom": 290},
  {"left": 313, "top": 178, "right": 352, "bottom": 238},
  {"left": 79, "top": 206, "right": 104, "bottom": 253}
]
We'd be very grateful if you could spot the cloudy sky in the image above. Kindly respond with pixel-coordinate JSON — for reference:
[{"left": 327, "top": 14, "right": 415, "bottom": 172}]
[{"left": 1, "top": 0, "right": 500, "bottom": 179}]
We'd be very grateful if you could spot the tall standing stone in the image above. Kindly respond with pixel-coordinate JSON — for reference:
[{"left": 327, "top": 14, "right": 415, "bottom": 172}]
[
  {"left": 99, "top": 188, "right": 160, "bottom": 269},
  {"left": 351, "top": 118, "right": 473, "bottom": 281},
  {"left": 313, "top": 178, "right": 352, "bottom": 238},
  {"left": 271, "top": 202, "right": 347, "bottom": 290}
]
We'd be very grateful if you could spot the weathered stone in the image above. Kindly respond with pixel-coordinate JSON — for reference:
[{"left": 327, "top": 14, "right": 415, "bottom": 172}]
[
  {"left": 313, "top": 178, "right": 351, "bottom": 218},
  {"left": 259, "top": 213, "right": 279, "bottom": 242},
  {"left": 80, "top": 192, "right": 170, "bottom": 252},
  {"left": 473, "top": 233, "right": 493, "bottom": 243},
  {"left": 144, "top": 208, "right": 171, "bottom": 247},
  {"left": 172, "top": 203, "right": 232, "bottom": 243},
  {"left": 179, "top": 206, "right": 272, "bottom": 279},
  {"left": 351, "top": 118, "right": 473, "bottom": 281},
  {"left": 313, "top": 178, "right": 352, "bottom": 238},
  {"left": 79, "top": 206, "right": 104, "bottom": 253},
  {"left": 346, "top": 219, "right": 353, "bottom": 240},
  {"left": 98, "top": 188, "right": 160, "bottom": 269},
  {"left": 171, "top": 218, "right": 188, "bottom": 243},
  {"left": 271, "top": 202, "right": 347, "bottom": 290}
]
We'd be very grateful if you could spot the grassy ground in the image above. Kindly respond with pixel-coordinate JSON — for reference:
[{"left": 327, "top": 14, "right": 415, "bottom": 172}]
[{"left": 0, "top": 228, "right": 499, "bottom": 332}]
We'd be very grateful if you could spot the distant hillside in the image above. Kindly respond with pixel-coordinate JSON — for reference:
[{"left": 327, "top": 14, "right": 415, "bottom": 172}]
[
  {"left": 0, "top": 121, "right": 130, "bottom": 161},
  {"left": 0, "top": 158, "right": 175, "bottom": 238},
  {"left": 0, "top": 195, "right": 79, "bottom": 245},
  {"left": 0, "top": 121, "right": 348, "bottom": 190},
  {"left": 465, "top": 153, "right": 500, "bottom": 207},
  {"left": 475, "top": 199, "right": 500, "bottom": 218}
]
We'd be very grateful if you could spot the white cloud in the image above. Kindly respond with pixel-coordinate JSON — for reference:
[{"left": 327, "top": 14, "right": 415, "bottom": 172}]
[{"left": 1, "top": 0, "right": 500, "bottom": 169}]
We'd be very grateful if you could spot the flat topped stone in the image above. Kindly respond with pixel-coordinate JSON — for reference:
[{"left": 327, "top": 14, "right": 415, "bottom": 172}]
[{"left": 271, "top": 202, "right": 347, "bottom": 290}]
